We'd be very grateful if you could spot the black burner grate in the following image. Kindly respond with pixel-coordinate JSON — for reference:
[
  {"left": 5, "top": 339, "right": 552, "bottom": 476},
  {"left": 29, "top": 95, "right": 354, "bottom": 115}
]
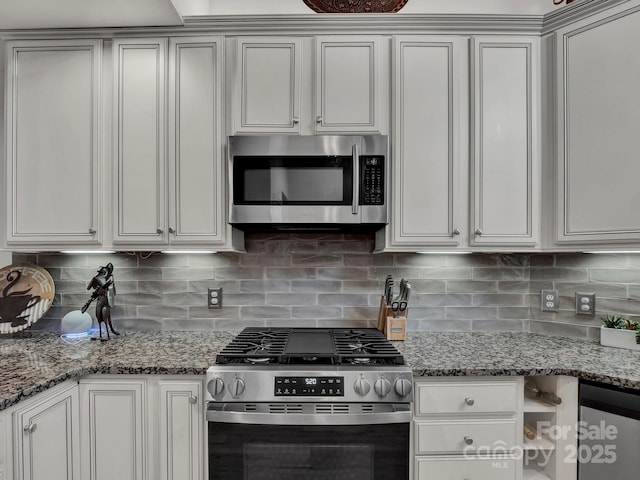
[{"left": 215, "top": 327, "right": 404, "bottom": 366}]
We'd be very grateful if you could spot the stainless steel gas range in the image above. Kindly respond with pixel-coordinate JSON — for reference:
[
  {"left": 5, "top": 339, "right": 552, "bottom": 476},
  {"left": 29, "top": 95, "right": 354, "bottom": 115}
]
[{"left": 205, "top": 327, "right": 413, "bottom": 480}]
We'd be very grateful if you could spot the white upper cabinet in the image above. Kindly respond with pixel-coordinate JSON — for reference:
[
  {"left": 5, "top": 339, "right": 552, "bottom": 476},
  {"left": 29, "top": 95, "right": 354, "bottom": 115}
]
[
  {"left": 231, "top": 37, "right": 302, "bottom": 133},
  {"left": 314, "top": 35, "right": 383, "bottom": 133},
  {"left": 554, "top": 4, "right": 640, "bottom": 246},
  {"left": 113, "top": 36, "right": 238, "bottom": 250},
  {"left": 112, "top": 38, "right": 167, "bottom": 245},
  {"left": 168, "top": 36, "right": 228, "bottom": 246},
  {"left": 230, "top": 35, "right": 386, "bottom": 135},
  {"left": 470, "top": 36, "right": 540, "bottom": 248},
  {"left": 4, "top": 39, "right": 102, "bottom": 246},
  {"left": 377, "top": 36, "right": 467, "bottom": 251},
  {"left": 378, "top": 34, "right": 541, "bottom": 252}
]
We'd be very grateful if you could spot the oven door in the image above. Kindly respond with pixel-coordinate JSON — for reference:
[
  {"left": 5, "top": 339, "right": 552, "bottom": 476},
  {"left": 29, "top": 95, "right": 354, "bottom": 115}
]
[{"left": 207, "top": 403, "right": 411, "bottom": 480}]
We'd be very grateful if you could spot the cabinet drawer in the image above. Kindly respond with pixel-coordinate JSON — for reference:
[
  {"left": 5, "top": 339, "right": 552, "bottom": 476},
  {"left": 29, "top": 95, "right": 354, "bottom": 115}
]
[
  {"left": 415, "top": 380, "right": 518, "bottom": 415},
  {"left": 415, "top": 419, "right": 517, "bottom": 454},
  {"left": 415, "top": 456, "right": 516, "bottom": 480}
]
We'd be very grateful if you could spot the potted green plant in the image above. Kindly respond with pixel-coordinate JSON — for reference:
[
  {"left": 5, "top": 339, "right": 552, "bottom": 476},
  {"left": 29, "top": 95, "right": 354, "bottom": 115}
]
[{"left": 600, "top": 314, "right": 640, "bottom": 351}]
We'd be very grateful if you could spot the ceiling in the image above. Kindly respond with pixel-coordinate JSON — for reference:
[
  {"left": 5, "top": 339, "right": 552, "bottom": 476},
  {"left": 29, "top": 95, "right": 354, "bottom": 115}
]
[
  {"left": 0, "top": 0, "right": 569, "bottom": 30},
  {"left": 0, "top": 0, "right": 183, "bottom": 30}
]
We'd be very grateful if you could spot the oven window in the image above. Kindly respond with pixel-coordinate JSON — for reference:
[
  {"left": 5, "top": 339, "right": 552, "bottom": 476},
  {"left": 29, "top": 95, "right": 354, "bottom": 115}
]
[
  {"left": 209, "top": 422, "right": 409, "bottom": 480},
  {"left": 245, "top": 444, "right": 372, "bottom": 480},
  {"left": 233, "top": 156, "right": 353, "bottom": 205}
]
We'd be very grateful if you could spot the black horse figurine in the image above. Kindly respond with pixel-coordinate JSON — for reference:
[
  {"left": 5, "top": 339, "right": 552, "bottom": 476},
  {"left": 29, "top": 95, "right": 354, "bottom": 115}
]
[{"left": 82, "top": 263, "right": 119, "bottom": 341}]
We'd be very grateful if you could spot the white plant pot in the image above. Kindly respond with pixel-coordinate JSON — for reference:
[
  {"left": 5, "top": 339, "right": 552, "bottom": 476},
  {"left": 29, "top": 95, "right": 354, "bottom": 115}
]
[{"left": 600, "top": 326, "right": 640, "bottom": 351}]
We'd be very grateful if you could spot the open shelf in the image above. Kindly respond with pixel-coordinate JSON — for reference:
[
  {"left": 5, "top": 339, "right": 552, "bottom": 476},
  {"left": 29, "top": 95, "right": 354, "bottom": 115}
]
[
  {"left": 524, "top": 397, "right": 557, "bottom": 413},
  {"left": 523, "top": 435, "right": 556, "bottom": 451},
  {"left": 523, "top": 466, "right": 553, "bottom": 480}
]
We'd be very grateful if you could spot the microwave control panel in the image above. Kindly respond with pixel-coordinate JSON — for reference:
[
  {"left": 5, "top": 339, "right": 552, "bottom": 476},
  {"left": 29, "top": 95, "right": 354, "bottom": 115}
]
[{"left": 359, "top": 156, "right": 385, "bottom": 205}]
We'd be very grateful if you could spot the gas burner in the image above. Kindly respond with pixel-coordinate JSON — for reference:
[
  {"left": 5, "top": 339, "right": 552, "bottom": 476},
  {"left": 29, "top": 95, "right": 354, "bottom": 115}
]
[
  {"left": 245, "top": 341, "right": 275, "bottom": 355},
  {"left": 349, "top": 357, "right": 372, "bottom": 365},
  {"left": 347, "top": 342, "right": 377, "bottom": 354},
  {"left": 215, "top": 327, "right": 405, "bottom": 366},
  {"left": 246, "top": 357, "right": 273, "bottom": 365}
]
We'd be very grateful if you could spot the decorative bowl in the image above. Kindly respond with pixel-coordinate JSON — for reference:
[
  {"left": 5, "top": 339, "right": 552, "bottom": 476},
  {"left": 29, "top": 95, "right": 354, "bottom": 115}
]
[{"left": 303, "top": 0, "right": 409, "bottom": 13}]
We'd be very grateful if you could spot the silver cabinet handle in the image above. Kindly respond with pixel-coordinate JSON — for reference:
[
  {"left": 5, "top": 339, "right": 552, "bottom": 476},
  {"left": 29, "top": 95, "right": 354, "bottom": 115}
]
[
  {"left": 23, "top": 423, "right": 37, "bottom": 434},
  {"left": 292, "top": 117, "right": 300, "bottom": 124},
  {"left": 464, "top": 436, "right": 474, "bottom": 445},
  {"left": 465, "top": 397, "right": 475, "bottom": 406},
  {"left": 452, "top": 228, "right": 461, "bottom": 236},
  {"left": 188, "top": 396, "right": 198, "bottom": 405},
  {"left": 156, "top": 228, "right": 163, "bottom": 234},
  {"left": 168, "top": 227, "right": 175, "bottom": 234},
  {"left": 316, "top": 116, "right": 323, "bottom": 123},
  {"left": 89, "top": 228, "right": 97, "bottom": 235},
  {"left": 475, "top": 229, "right": 483, "bottom": 236}
]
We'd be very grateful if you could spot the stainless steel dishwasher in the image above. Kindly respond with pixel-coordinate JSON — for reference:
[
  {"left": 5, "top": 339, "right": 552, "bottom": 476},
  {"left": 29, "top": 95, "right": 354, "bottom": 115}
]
[{"left": 578, "top": 380, "right": 640, "bottom": 480}]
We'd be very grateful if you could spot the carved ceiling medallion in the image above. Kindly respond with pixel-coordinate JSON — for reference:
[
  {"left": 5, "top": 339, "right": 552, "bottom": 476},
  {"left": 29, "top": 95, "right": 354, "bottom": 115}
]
[{"left": 303, "top": 0, "right": 409, "bottom": 13}]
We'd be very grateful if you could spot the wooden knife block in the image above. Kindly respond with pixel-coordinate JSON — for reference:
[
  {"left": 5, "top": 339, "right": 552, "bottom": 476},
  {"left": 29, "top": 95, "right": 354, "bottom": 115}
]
[
  {"left": 385, "top": 316, "right": 406, "bottom": 341},
  {"left": 377, "top": 295, "right": 407, "bottom": 341}
]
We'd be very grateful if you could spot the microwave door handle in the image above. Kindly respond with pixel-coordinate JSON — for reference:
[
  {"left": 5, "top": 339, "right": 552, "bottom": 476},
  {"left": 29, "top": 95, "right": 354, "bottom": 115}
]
[{"left": 352, "top": 144, "right": 359, "bottom": 215}]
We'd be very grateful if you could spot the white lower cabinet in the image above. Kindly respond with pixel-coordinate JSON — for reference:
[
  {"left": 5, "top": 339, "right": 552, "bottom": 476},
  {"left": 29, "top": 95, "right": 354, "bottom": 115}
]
[
  {"left": 415, "top": 419, "right": 517, "bottom": 454},
  {"left": 79, "top": 378, "right": 146, "bottom": 480},
  {"left": 155, "top": 380, "right": 204, "bottom": 480},
  {"left": 79, "top": 375, "right": 204, "bottom": 480},
  {"left": 6, "top": 381, "right": 80, "bottom": 480},
  {"left": 413, "top": 376, "right": 578, "bottom": 480},
  {"left": 416, "top": 456, "right": 517, "bottom": 480},
  {"left": 413, "top": 377, "right": 523, "bottom": 480}
]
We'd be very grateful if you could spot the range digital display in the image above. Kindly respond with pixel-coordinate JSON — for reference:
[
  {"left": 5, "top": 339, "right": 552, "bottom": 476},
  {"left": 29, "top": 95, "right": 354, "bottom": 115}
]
[{"left": 275, "top": 376, "right": 344, "bottom": 397}]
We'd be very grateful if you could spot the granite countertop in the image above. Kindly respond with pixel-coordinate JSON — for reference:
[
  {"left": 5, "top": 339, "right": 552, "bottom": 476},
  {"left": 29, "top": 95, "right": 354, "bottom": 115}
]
[{"left": 2, "top": 331, "right": 640, "bottom": 411}]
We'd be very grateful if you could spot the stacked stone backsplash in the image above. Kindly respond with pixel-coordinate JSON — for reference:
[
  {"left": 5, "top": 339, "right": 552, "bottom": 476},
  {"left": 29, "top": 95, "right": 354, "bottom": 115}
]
[{"left": 10, "top": 233, "right": 640, "bottom": 341}]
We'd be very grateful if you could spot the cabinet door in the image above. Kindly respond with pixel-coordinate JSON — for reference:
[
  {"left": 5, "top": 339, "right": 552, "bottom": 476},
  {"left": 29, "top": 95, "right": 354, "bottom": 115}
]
[
  {"left": 555, "top": 6, "right": 640, "bottom": 245},
  {"left": 387, "top": 36, "right": 466, "bottom": 249},
  {"left": 157, "top": 380, "right": 203, "bottom": 480},
  {"left": 5, "top": 40, "right": 102, "bottom": 246},
  {"left": 315, "top": 36, "right": 381, "bottom": 133},
  {"left": 415, "top": 456, "right": 516, "bottom": 480},
  {"left": 168, "top": 37, "right": 226, "bottom": 245},
  {"left": 232, "top": 37, "right": 302, "bottom": 133},
  {"left": 13, "top": 382, "right": 79, "bottom": 480},
  {"left": 471, "top": 37, "right": 540, "bottom": 247},
  {"left": 79, "top": 379, "right": 146, "bottom": 480},
  {"left": 113, "top": 38, "right": 167, "bottom": 245}
]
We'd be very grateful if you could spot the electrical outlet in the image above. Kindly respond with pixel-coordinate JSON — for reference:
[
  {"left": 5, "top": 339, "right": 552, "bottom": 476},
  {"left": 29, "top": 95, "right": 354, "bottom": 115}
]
[
  {"left": 208, "top": 287, "right": 223, "bottom": 309},
  {"left": 575, "top": 292, "right": 596, "bottom": 316},
  {"left": 541, "top": 290, "right": 559, "bottom": 312}
]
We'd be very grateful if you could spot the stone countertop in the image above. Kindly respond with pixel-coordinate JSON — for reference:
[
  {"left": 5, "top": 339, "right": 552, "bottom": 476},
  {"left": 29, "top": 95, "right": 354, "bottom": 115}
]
[{"left": 2, "top": 331, "right": 640, "bottom": 411}]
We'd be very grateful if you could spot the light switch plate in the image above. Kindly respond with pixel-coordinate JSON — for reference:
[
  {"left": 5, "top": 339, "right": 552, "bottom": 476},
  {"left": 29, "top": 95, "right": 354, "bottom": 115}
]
[
  {"left": 575, "top": 292, "right": 595, "bottom": 316},
  {"left": 541, "top": 290, "right": 559, "bottom": 313}
]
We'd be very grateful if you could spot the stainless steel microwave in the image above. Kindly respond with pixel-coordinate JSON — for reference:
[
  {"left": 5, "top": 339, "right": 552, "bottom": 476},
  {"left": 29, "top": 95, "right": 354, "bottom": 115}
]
[{"left": 228, "top": 135, "right": 388, "bottom": 230}]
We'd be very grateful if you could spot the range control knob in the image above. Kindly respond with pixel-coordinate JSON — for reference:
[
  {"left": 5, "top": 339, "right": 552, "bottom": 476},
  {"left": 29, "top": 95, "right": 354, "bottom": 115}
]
[
  {"left": 394, "top": 378, "right": 413, "bottom": 397},
  {"left": 374, "top": 378, "right": 392, "bottom": 397},
  {"left": 207, "top": 377, "right": 225, "bottom": 397},
  {"left": 353, "top": 377, "right": 371, "bottom": 396},
  {"left": 230, "top": 378, "right": 246, "bottom": 398}
]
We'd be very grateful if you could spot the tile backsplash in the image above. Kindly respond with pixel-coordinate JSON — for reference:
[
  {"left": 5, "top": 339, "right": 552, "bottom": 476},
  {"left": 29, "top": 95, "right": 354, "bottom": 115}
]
[{"left": 10, "top": 233, "right": 640, "bottom": 341}]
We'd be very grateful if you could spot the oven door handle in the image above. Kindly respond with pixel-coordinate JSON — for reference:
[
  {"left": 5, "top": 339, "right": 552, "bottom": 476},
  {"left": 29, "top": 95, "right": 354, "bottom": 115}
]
[{"left": 206, "top": 405, "right": 412, "bottom": 426}]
